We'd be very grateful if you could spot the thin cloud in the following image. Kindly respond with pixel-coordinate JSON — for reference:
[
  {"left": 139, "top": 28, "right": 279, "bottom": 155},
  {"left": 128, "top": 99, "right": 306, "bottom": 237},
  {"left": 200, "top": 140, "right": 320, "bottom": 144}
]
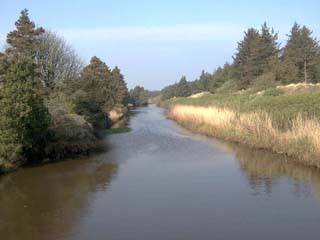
[{"left": 59, "top": 23, "right": 245, "bottom": 42}]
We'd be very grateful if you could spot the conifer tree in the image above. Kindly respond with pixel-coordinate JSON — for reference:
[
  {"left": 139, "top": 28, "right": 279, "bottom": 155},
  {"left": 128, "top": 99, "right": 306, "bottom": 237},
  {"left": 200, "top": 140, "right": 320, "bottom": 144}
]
[
  {"left": 6, "top": 9, "right": 44, "bottom": 57},
  {"left": 111, "top": 66, "right": 129, "bottom": 105},
  {"left": 73, "top": 56, "right": 112, "bottom": 125},
  {"left": 196, "top": 70, "right": 210, "bottom": 92},
  {"left": 259, "top": 22, "right": 280, "bottom": 73},
  {"left": 176, "top": 76, "right": 191, "bottom": 97},
  {"left": 129, "top": 86, "right": 148, "bottom": 106},
  {"left": 233, "top": 28, "right": 261, "bottom": 88},
  {"left": 0, "top": 55, "right": 50, "bottom": 167},
  {"left": 208, "top": 63, "right": 232, "bottom": 93},
  {"left": 283, "top": 23, "right": 320, "bottom": 83},
  {"left": 233, "top": 24, "right": 280, "bottom": 88}
]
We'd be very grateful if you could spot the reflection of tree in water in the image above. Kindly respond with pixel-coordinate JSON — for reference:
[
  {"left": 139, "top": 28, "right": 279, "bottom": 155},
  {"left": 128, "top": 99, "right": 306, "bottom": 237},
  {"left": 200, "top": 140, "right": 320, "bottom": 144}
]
[
  {"left": 231, "top": 143, "right": 320, "bottom": 202},
  {"left": 0, "top": 158, "right": 118, "bottom": 240}
]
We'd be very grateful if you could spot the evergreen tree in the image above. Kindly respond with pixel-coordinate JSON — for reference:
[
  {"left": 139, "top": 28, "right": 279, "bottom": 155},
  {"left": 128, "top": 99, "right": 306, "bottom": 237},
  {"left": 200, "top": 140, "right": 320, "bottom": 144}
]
[
  {"left": 283, "top": 23, "right": 320, "bottom": 83},
  {"left": 129, "top": 86, "right": 148, "bottom": 106},
  {"left": 161, "top": 83, "right": 178, "bottom": 100},
  {"left": 176, "top": 76, "right": 191, "bottom": 97},
  {"left": 259, "top": 22, "right": 280, "bottom": 73},
  {"left": 111, "top": 66, "right": 129, "bottom": 105},
  {"left": 208, "top": 63, "right": 232, "bottom": 93},
  {"left": 0, "top": 55, "right": 50, "bottom": 167},
  {"left": 73, "top": 56, "right": 112, "bottom": 126},
  {"left": 6, "top": 9, "right": 45, "bottom": 57},
  {"left": 233, "top": 28, "right": 262, "bottom": 88},
  {"left": 197, "top": 70, "right": 210, "bottom": 92},
  {"left": 233, "top": 24, "right": 279, "bottom": 88}
]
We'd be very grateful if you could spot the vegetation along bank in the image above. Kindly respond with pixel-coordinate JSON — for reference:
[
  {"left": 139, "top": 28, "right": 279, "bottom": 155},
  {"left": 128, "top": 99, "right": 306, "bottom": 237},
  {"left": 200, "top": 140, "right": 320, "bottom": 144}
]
[
  {"left": 0, "top": 9, "right": 149, "bottom": 174},
  {"left": 160, "top": 22, "right": 320, "bottom": 167}
]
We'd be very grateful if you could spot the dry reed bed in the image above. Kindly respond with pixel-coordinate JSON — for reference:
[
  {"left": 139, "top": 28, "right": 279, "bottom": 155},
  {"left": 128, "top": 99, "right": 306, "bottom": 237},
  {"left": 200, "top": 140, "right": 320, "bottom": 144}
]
[{"left": 168, "top": 105, "right": 320, "bottom": 167}]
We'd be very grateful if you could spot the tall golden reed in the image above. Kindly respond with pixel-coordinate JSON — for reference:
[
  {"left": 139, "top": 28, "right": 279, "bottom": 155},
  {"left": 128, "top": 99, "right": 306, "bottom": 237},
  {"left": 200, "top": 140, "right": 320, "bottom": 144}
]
[{"left": 168, "top": 105, "right": 320, "bottom": 167}]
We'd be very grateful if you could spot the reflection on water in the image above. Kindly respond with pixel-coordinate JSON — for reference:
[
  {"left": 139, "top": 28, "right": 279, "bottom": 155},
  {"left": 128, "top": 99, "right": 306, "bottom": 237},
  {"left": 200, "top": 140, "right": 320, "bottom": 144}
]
[
  {"left": 231, "top": 143, "right": 320, "bottom": 201},
  {"left": 0, "top": 158, "right": 118, "bottom": 240},
  {"left": 1, "top": 105, "right": 320, "bottom": 240}
]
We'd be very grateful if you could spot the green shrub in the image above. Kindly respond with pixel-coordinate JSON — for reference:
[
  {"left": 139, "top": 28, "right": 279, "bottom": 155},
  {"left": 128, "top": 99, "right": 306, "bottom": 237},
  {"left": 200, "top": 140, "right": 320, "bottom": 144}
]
[{"left": 263, "top": 88, "right": 284, "bottom": 97}]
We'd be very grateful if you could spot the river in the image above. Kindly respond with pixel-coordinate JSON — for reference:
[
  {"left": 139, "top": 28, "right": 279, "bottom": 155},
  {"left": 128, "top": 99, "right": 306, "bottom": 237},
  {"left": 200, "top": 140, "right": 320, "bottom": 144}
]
[{"left": 1, "top": 105, "right": 320, "bottom": 240}]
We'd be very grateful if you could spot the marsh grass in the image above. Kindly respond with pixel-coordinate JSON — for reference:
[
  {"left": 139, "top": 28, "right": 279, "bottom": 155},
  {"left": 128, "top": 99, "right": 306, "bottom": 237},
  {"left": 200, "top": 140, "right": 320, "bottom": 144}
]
[{"left": 169, "top": 105, "right": 320, "bottom": 167}]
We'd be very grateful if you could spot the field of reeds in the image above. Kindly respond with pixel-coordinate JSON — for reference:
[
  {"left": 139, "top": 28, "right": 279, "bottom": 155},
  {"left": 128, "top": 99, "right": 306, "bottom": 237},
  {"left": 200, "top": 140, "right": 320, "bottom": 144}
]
[{"left": 168, "top": 104, "right": 320, "bottom": 167}]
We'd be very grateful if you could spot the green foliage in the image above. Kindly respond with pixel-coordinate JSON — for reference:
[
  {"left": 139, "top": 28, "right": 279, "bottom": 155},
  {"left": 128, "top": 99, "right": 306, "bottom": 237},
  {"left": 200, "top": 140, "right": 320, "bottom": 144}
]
[
  {"left": 6, "top": 9, "right": 45, "bottom": 57},
  {"left": 262, "top": 88, "right": 284, "bottom": 97},
  {"left": 129, "top": 86, "right": 149, "bottom": 106},
  {"left": 111, "top": 66, "right": 129, "bottom": 105},
  {"left": 0, "top": 9, "right": 130, "bottom": 172},
  {"left": 161, "top": 22, "right": 320, "bottom": 99},
  {"left": 0, "top": 55, "right": 50, "bottom": 169},
  {"left": 233, "top": 24, "right": 280, "bottom": 88},
  {"left": 250, "top": 73, "right": 278, "bottom": 92},
  {"left": 67, "top": 56, "right": 129, "bottom": 128},
  {"left": 164, "top": 89, "right": 320, "bottom": 129},
  {"left": 282, "top": 23, "right": 320, "bottom": 83},
  {"left": 176, "top": 76, "right": 191, "bottom": 97}
]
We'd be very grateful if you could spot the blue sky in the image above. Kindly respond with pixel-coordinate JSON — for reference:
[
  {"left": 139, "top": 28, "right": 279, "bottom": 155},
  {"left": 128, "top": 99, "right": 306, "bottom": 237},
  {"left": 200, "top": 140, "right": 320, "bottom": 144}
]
[{"left": 1, "top": 0, "right": 320, "bottom": 90}]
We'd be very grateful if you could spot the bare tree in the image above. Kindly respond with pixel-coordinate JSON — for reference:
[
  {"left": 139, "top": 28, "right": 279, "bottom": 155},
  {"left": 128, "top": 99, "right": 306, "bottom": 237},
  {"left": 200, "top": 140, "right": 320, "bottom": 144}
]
[{"left": 37, "top": 31, "right": 83, "bottom": 88}]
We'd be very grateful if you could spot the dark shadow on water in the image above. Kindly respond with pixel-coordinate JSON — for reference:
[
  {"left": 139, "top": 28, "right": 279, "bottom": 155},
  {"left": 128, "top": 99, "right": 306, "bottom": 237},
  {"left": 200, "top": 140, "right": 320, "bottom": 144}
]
[{"left": 0, "top": 151, "right": 118, "bottom": 240}]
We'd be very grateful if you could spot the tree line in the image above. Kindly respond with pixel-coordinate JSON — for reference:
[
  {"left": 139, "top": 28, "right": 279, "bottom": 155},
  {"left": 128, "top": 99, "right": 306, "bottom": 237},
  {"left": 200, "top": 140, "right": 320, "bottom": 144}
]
[
  {"left": 0, "top": 9, "right": 131, "bottom": 171},
  {"left": 161, "top": 22, "right": 320, "bottom": 99}
]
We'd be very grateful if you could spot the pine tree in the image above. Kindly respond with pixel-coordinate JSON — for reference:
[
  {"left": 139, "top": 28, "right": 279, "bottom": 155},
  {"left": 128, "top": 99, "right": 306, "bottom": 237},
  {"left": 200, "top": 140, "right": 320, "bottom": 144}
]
[
  {"left": 233, "top": 24, "right": 280, "bottom": 88},
  {"left": 6, "top": 9, "right": 45, "bottom": 57},
  {"left": 233, "top": 28, "right": 262, "bottom": 88},
  {"left": 208, "top": 63, "right": 232, "bottom": 93},
  {"left": 0, "top": 55, "right": 50, "bottom": 167},
  {"left": 259, "top": 22, "right": 280, "bottom": 73},
  {"left": 177, "top": 76, "right": 191, "bottom": 97},
  {"left": 197, "top": 70, "right": 210, "bottom": 91},
  {"left": 129, "top": 86, "right": 148, "bottom": 106},
  {"left": 111, "top": 66, "right": 129, "bottom": 105},
  {"left": 283, "top": 23, "right": 320, "bottom": 83},
  {"left": 74, "top": 56, "right": 112, "bottom": 125}
]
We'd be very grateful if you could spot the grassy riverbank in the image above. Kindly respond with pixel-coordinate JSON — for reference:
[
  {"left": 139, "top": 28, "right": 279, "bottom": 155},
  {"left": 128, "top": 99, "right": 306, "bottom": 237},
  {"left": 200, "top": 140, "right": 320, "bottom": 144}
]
[{"left": 163, "top": 84, "right": 320, "bottom": 167}]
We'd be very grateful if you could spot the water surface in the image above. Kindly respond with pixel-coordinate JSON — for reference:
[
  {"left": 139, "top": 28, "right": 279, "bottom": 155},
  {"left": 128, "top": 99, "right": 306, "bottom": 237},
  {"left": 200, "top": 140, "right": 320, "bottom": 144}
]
[{"left": 1, "top": 105, "right": 320, "bottom": 240}]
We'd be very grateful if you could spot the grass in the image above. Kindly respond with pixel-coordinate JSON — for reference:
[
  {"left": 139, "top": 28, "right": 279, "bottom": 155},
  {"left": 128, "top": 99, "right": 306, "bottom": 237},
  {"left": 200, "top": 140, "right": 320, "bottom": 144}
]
[
  {"left": 163, "top": 89, "right": 320, "bottom": 128},
  {"left": 164, "top": 86, "right": 320, "bottom": 167}
]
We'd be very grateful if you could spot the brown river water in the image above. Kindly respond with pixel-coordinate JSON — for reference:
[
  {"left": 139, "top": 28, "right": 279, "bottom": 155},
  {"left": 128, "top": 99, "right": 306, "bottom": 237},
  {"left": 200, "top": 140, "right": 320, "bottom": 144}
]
[{"left": 1, "top": 105, "right": 320, "bottom": 240}]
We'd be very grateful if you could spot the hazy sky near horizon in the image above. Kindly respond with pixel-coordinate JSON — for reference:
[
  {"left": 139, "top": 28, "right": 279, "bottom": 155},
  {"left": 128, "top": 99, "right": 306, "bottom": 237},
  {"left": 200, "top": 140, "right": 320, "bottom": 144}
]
[{"left": 1, "top": 0, "right": 320, "bottom": 90}]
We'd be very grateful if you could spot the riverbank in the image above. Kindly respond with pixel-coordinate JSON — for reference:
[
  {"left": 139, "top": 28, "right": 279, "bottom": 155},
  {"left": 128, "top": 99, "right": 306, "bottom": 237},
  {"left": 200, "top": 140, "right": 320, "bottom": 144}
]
[
  {"left": 0, "top": 104, "right": 130, "bottom": 175},
  {"left": 162, "top": 84, "right": 320, "bottom": 168}
]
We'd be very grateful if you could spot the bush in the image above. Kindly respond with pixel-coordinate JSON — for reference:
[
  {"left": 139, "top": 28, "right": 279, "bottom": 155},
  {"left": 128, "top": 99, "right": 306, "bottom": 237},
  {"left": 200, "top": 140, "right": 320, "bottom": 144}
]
[
  {"left": 263, "top": 88, "right": 284, "bottom": 96},
  {"left": 250, "top": 73, "right": 279, "bottom": 92}
]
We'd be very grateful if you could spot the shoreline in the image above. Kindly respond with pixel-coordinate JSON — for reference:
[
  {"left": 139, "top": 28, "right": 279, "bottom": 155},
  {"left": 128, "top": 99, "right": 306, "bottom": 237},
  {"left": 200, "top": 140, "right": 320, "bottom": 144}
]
[
  {"left": 0, "top": 109, "right": 131, "bottom": 175},
  {"left": 165, "top": 104, "right": 320, "bottom": 168}
]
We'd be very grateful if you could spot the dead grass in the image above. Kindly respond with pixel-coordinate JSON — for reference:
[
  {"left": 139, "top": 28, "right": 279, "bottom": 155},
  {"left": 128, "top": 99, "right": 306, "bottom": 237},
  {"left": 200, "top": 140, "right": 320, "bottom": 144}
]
[{"left": 168, "top": 105, "right": 320, "bottom": 167}]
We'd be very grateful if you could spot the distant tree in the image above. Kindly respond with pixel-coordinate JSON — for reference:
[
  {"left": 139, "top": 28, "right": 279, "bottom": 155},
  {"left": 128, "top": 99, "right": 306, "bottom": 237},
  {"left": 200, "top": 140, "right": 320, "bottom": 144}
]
[
  {"left": 6, "top": 9, "right": 44, "bottom": 57},
  {"left": 111, "top": 66, "right": 129, "bottom": 105},
  {"left": 208, "top": 63, "right": 233, "bottom": 93},
  {"left": 283, "top": 23, "right": 320, "bottom": 83},
  {"left": 0, "top": 55, "right": 50, "bottom": 166},
  {"left": 176, "top": 76, "right": 191, "bottom": 97},
  {"left": 71, "top": 56, "right": 111, "bottom": 126},
  {"left": 161, "top": 83, "right": 178, "bottom": 100},
  {"left": 129, "top": 86, "right": 148, "bottom": 106},
  {"left": 196, "top": 70, "right": 211, "bottom": 92}
]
